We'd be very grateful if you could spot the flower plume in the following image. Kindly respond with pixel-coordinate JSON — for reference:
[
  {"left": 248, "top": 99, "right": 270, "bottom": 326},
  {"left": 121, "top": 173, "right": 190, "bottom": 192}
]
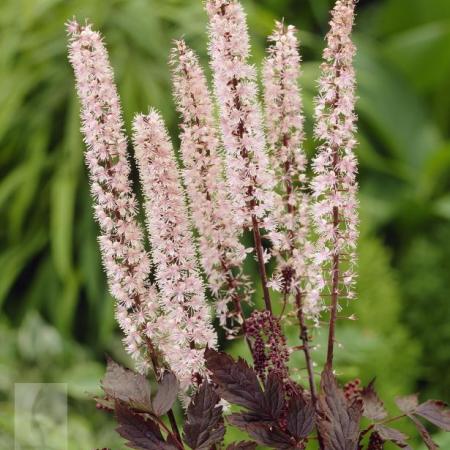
[
  {"left": 312, "top": 0, "right": 358, "bottom": 310},
  {"left": 133, "top": 110, "right": 217, "bottom": 389},
  {"left": 67, "top": 20, "right": 158, "bottom": 373},
  {"left": 206, "top": 0, "right": 276, "bottom": 229},
  {"left": 263, "top": 22, "right": 322, "bottom": 317},
  {"left": 170, "top": 40, "right": 250, "bottom": 331}
]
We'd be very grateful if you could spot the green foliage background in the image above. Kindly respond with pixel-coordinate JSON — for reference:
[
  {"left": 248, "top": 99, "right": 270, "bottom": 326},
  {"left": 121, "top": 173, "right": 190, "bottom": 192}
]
[{"left": 0, "top": 0, "right": 449, "bottom": 448}]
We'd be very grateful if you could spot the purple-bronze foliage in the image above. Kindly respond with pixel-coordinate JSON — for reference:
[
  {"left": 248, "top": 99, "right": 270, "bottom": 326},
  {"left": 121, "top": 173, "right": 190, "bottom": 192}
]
[{"left": 67, "top": 1, "right": 450, "bottom": 449}]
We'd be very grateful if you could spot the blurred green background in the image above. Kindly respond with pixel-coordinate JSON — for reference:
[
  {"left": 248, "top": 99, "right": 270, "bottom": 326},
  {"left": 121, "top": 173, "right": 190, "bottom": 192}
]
[{"left": 1, "top": 0, "right": 449, "bottom": 448}]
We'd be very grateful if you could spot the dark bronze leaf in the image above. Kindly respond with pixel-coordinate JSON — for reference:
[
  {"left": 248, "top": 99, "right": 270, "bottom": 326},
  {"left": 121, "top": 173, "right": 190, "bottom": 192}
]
[
  {"left": 183, "top": 381, "right": 225, "bottom": 450},
  {"left": 367, "top": 431, "right": 384, "bottom": 450},
  {"left": 408, "top": 415, "right": 439, "bottom": 450},
  {"left": 361, "top": 380, "right": 387, "bottom": 421},
  {"left": 115, "top": 402, "right": 176, "bottom": 450},
  {"left": 94, "top": 395, "right": 115, "bottom": 411},
  {"left": 228, "top": 415, "right": 293, "bottom": 449},
  {"left": 226, "top": 441, "right": 257, "bottom": 450},
  {"left": 205, "top": 348, "right": 266, "bottom": 413},
  {"left": 153, "top": 371, "right": 179, "bottom": 417},
  {"left": 286, "top": 392, "right": 315, "bottom": 440},
  {"left": 415, "top": 400, "right": 450, "bottom": 431},
  {"left": 264, "top": 372, "right": 285, "bottom": 420},
  {"left": 316, "top": 369, "right": 362, "bottom": 450},
  {"left": 227, "top": 412, "right": 271, "bottom": 431},
  {"left": 102, "top": 358, "right": 152, "bottom": 412},
  {"left": 374, "top": 425, "right": 411, "bottom": 449},
  {"left": 395, "top": 394, "right": 419, "bottom": 414}
]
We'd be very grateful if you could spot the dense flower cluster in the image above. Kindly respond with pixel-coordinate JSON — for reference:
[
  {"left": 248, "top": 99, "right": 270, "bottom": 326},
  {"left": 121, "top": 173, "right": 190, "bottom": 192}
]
[
  {"left": 170, "top": 40, "right": 250, "bottom": 330},
  {"left": 312, "top": 0, "right": 358, "bottom": 304},
  {"left": 263, "top": 22, "right": 323, "bottom": 317},
  {"left": 133, "top": 111, "right": 217, "bottom": 389},
  {"left": 67, "top": 0, "right": 359, "bottom": 401},
  {"left": 67, "top": 20, "right": 158, "bottom": 373},
  {"left": 206, "top": 0, "right": 276, "bottom": 230},
  {"left": 65, "top": 7, "right": 447, "bottom": 450}
]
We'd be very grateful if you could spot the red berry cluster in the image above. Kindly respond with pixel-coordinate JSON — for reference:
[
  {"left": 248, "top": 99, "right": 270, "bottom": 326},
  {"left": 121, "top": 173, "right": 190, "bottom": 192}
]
[
  {"left": 245, "top": 310, "right": 290, "bottom": 383},
  {"left": 344, "top": 378, "right": 362, "bottom": 403}
]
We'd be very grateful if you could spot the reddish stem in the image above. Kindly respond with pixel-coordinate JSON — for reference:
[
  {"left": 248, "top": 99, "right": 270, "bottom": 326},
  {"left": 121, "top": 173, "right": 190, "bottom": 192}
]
[
  {"left": 252, "top": 214, "right": 272, "bottom": 313},
  {"left": 326, "top": 211, "right": 340, "bottom": 370},
  {"left": 325, "top": 59, "right": 342, "bottom": 371},
  {"left": 295, "top": 293, "right": 317, "bottom": 403}
]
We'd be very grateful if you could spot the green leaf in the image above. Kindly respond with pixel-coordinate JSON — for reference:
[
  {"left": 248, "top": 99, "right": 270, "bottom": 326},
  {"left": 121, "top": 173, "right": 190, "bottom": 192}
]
[
  {"left": 54, "top": 271, "right": 80, "bottom": 335},
  {"left": 433, "top": 194, "right": 450, "bottom": 220},
  {"left": 0, "top": 230, "right": 46, "bottom": 309},
  {"left": 355, "top": 37, "right": 443, "bottom": 173},
  {"left": 384, "top": 21, "right": 450, "bottom": 91}
]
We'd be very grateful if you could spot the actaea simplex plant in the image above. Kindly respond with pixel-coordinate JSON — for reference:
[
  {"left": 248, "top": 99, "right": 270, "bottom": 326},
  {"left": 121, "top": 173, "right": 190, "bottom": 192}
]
[{"left": 67, "top": 1, "right": 450, "bottom": 448}]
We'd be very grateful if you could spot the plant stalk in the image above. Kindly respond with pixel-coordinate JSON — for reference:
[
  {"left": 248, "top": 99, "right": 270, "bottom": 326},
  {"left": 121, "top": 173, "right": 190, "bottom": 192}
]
[
  {"left": 252, "top": 214, "right": 273, "bottom": 313},
  {"left": 295, "top": 292, "right": 317, "bottom": 403}
]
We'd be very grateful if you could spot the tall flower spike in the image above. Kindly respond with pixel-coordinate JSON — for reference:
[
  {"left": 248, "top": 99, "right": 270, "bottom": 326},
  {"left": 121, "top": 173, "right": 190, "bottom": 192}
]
[
  {"left": 67, "top": 20, "right": 158, "bottom": 374},
  {"left": 263, "top": 22, "right": 322, "bottom": 317},
  {"left": 170, "top": 40, "right": 251, "bottom": 332},
  {"left": 311, "top": 0, "right": 358, "bottom": 366},
  {"left": 133, "top": 111, "right": 217, "bottom": 390},
  {"left": 206, "top": 0, "right": 276, "bottom": 229},
  {"left": 206, "top": 0, "right": 277, "bottom": 313}
]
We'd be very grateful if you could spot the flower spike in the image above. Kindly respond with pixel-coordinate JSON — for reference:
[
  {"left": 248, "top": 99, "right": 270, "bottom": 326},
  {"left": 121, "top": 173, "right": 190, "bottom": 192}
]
[
  {"left": 133, "top": 110, "right": 217, "bottom": 390},
  {"left": 67, "top": 20, "right": 159, "bottom": 373},
  {"left": 311, "top": 0, "right": 358, "bottom": 367},
  {"left": 170, "top": 40, "right": 251, "bottom": 333}
]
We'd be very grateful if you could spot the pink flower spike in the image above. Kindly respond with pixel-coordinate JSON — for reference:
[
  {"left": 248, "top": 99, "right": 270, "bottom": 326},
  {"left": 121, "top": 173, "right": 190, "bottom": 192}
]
[
  {"left": 311, "top": 0, "right": 359, "bottom": 310},
  {"left": 67, "top": 20, "right": 159, "bottom": 372},
  {"left": 206, "top": 0, "right": 277, "bottom": 230},
  {"left": 133, "top": 110, "right": 217, "bottom": 390},
  {"left": 170, "top": 40, "right": 251, "bottom": 331},
  {"left": 263, "top": 22, "right": 323, "bottom": 317}
]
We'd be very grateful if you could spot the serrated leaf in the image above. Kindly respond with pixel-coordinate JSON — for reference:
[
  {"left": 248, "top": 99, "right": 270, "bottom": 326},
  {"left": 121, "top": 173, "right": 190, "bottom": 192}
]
[
  {"left": 153, "top": 371, "right": 179, "bottom": 417},
  {"left": 361, "top": 379, "right": 388, "bottom": 421},
  {"left": 408, "top": 415, "right": 438, "bottom": 450},
  {"left": 263, "top": 372, "right": 285, "bottom": 420},
  {"left": 316, "top": 369, "right": 362, "bottom": 450},
  {"left": 374, "top": 424, "right": 411, "bottom": 449},
  {"left": 286, "top": 392, "right": 315, "bottom": 440},
  {"left": 226, "top": 441, "right": 257, "bottom": 450},
  {"left": 367, "top": 431, "right": 383, "bottom": 450},
  {"left": 183, "top": 381, "right": 225, "bottom": 450},
  {"left": 204, "top": 348, "right": 266, "bottom": 414},
  {"left": 415, "top": 400, "right": 450, "bottom": 431},
  {"left": 395, "top": 394, "right": 419, "bottom": 414},
  {"left": 226, "top": 413, "right": 265, "bottom": 428},
  {"left": 115, "top": 402, "right": 176, "bottom": 450},
  {"left": 93, "top": 395, "right": 115, "bottom": 411},
  {"left": 102, "top": 358, "right": 152, "bottom": 412},
  {"left": 228, "top": 416, "right": 293, "bottom": 450}
]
